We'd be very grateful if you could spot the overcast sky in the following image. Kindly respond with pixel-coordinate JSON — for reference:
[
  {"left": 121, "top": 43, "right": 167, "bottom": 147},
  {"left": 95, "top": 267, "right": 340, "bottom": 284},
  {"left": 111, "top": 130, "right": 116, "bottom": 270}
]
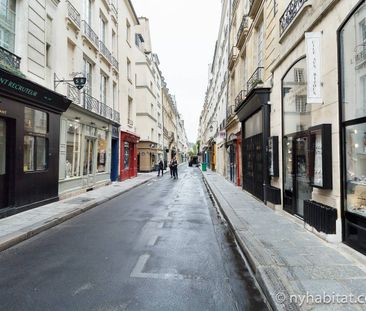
[{"left": 132, "top": 0, "right": 222, "bottom": 143}]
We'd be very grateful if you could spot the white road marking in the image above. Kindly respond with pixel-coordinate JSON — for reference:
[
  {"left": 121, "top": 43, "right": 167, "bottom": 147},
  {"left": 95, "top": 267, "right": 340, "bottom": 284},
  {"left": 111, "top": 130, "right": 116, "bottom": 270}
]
[
  {"left": 73, "top": 282, "right": 94, "bottom": 296},
  {"left": 147, "top": 235, "right": 159, "bottom": 246},
  {"left": 130, "top": 254, "right": 185, "bottom": 280}
]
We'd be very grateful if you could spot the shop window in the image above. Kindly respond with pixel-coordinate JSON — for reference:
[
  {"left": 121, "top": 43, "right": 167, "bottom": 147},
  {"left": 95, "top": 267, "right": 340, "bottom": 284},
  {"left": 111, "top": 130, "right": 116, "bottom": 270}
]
[
  {"left": 23, "top": 107, "right": 48, "bottom": 172},
  {"left": 66, "top": 122, "right": 81, "bottom": 178},
  {"left": 124, "top": 142, "right": 129, "bottom": 169},
  {"left": 295, "top": 95, "right": 307, "bottom": 113},
  {"left": 97, "top": 130, "right": 107, "bottom": 173}
]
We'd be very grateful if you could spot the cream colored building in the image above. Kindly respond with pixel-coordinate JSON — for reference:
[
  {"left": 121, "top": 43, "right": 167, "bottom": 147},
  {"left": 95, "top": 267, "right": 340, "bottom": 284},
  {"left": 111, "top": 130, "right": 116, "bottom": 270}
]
[
  {"left": 162, "top": 83, "right": 178, "bottom": 165},
  {"left": 199, "top": 0, "right": 230, "bottom": 175},
  {"left": 135, "top": 17, "right": 164, "bottom": 172}
]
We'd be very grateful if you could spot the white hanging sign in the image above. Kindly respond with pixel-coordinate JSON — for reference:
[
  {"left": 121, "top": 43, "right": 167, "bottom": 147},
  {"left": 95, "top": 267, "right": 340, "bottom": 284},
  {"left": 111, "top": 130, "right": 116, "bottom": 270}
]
[{"left": 305, "top": 32, "right": 322, "bottom": 104}]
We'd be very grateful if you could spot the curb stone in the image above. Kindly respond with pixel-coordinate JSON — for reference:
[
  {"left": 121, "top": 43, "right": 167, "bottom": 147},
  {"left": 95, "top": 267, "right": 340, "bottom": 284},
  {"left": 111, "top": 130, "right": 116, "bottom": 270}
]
[
  {"left": 0, "top": 176, "right": 155, "bottom": 253},
  {"left": 201, "top": 172, "right": 295, "bottom": 311}
]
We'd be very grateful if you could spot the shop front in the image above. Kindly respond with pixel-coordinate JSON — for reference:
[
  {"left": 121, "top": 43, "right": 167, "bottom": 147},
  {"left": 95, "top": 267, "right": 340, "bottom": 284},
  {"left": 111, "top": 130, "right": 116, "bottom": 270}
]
[
  {"left": 282, "top": 57, "right": 333, "bottom": 222},
  {"left": 137, "top": 141, "right": 157, "bottom": 172},
  {"left": 339, "top": 0, "right": 366, "bottom": 253},
  {"left": 120, "top": 131, "right": 139, "bottom": 180},
  {"left": 226, "top": 132, "right": 241, "bottom": 186},
  {"left": 110, "top": 126, "right": 119, "bottom": 182},
  {"left": 59, "top": 106, "right": 113, "bottom": 197},
  {"left": 0, "top": 68, "right": 71, "bottom": 217},
  {"left": 236, "top": 88, "right": 271, "bottom": 202}
]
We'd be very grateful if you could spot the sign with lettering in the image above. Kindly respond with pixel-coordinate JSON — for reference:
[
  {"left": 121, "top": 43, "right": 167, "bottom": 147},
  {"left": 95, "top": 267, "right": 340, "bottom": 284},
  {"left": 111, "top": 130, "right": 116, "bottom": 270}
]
[
  {"left": 73, "top": 77, "right": 87, "bottom": 90},
  {"left": 305, "top": 32, "right": 322, "bottom": 104},
  {"left": 0, "top": 77, "right": 38, "bottom": 97}
]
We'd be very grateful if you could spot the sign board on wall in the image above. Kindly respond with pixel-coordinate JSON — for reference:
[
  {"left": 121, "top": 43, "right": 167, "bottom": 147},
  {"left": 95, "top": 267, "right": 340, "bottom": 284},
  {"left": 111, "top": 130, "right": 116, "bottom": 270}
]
[{"left": 305, "top": 32, "right": 322, "bottom": 104}]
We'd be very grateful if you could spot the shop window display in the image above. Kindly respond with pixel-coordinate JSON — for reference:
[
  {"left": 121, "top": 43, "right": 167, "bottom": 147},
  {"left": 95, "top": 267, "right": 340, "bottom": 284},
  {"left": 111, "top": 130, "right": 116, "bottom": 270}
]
[
  {"left": 346, "top": 124, "right": 366, "bottom": 216},
  {"left": 65, "top": 122, "right": 81, "bottom": 178},
  {"left": 97, "top": 130, "right": 107, "bottom": 173}
]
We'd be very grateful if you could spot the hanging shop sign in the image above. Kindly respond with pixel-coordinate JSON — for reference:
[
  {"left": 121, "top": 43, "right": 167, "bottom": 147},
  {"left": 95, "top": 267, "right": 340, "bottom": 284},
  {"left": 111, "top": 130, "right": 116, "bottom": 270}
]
[{"left": 305, "top": 32, "right": 322, "bottom": 104}]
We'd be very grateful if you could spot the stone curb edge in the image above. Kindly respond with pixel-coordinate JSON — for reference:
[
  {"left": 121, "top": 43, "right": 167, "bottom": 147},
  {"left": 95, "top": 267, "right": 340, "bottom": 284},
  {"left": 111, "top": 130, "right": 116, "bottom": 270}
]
[
  {"left": 0, "top": 176, "right": 155, "bottom": 253},
  {"left": 201, "top": 172, "right": 279, "bottom": 311}
]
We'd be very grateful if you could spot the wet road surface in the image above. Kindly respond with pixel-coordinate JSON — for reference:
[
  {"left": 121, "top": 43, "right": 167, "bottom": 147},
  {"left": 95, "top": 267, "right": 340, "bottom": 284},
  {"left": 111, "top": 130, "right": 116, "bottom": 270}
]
[{"left": 0, "top": 165, "right": 268, "bottom": 311}]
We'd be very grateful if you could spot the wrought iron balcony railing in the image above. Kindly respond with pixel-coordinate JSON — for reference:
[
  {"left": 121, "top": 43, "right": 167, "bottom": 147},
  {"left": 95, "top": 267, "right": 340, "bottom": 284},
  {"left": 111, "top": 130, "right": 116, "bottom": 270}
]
[
  {"left": 235, "top": 90, "right": 247, "bottom": 109},
  {"left": 236, "top": 16, "right": 249, "bottom": 49},
  {"left": 83, "top": 92, "right": 100, "bottom": 115},
  {"left": 99, "top": 40, "right": 112, "bottom": 63},
  {"left": 67, "top": 83, "right": 80, "bottom": 106},
  {"left": 280, "top": 0, "right": 308, "bottom": 35},
  {"left": 66, "top": 0, "right": 80, "bottom": 29},
  {"left": 227, "top": 105, "right": 236, "bottom": 119},
  {"left": 247, "top": 67, "right": 264, "bottom": 93},
  {"left": 111, "top": 55, "right": 119, "bottom": 70},
  {"left": 0, "top": 46, "right": 20, "bottom": 71},
  {"left": 113, "top": 110, "right": 120, "bottom": 123},
  {"left": 356, "top": 48, "right": 366, "bottom": 67},
  {"left": 232, "top": 0, "right": 239, "bottom": 15},
  {"left": 82, "top": 20, "right": 99, "bottom": 48}
]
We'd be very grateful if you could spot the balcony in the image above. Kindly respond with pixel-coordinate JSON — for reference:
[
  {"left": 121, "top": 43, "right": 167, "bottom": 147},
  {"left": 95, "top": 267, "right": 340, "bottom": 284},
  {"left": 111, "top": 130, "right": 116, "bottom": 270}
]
[
  {"left": 82, "top": 20, "right": 99, "bottom": 49},
  {"left": 235, "top": 90, "right": 247, "bottom": 109},
  {"left": 249, "top": 0, "right": 263, "bottom": 18},
  {"left": 66, "top": 0, "right": 80, "bottom": 29},
  {"left": 280, "top": 0, "right": 308, "bottom": 35},
  {"left": 99, "top": 40, "right": 112, "bottom": 64},
  {"left": 0, "top": 46, "right": 21, "bottom": 72},
  {"left": 66, "top": 85, "right": 120, "bottom": 123},
  {"left": 111, "top": 55, "right": 119, "bottom": 71},
  {"left": 228, "top": 46, "right": 239, "bottom": 71},
  {"left": 356, "top": 48, "right": 366, "bottom": 68},
  {"left": 247, "top": 67, "right": 264, "bottom": 94},
  {"left": 128, "top": 118, "right": 134, "bottom": 126},
  {"left": 236, "top": 16, "right": 249, "bottom": 49}
]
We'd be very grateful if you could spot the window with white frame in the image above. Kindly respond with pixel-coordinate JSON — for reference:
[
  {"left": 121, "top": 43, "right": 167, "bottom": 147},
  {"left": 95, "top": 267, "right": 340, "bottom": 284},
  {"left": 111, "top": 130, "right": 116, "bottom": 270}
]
[
  {"left": 0, "top": 0, "right": 16, "bottom": 52},
  {"left": 100, "top": 16, "right": 107, "bottom": 44},
  {"left": 127, "top": 58, "right": 131, "bottom": 81},
  {"left": 126, "top": 19, "right": 131, "bottom": 43},
  {"left": 100, "top": 73, "right": 107, "bottom": 105}
]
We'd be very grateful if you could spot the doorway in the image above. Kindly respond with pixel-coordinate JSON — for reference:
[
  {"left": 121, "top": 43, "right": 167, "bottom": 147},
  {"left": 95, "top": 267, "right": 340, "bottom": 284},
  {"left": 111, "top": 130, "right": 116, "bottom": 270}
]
[
  {"left": 283, "top": 134, "right": 312, "bottom": 217},
  {"left": 110, "top": 138, "right": 119, "bottom": 181},
  {"left": 0, "top": 118, "right": 7, "bottom": 209},
  {"left": 83, "top": 137, "right": 95, "bottom": 187}
]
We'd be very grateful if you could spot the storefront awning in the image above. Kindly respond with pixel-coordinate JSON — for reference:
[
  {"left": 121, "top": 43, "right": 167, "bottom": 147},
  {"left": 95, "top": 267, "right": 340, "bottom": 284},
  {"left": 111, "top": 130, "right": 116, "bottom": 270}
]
[{"left": 235, "top": 87, "right": 270, "bottom": 122}]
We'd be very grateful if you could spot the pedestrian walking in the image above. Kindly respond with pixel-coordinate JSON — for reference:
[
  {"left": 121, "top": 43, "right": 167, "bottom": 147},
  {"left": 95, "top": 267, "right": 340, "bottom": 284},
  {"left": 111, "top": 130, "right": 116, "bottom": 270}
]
[
  {"left": 157, "top": 159, "right": 164, "bottom": 177},
  {"left": 172, "top": 157, "right": 178, "bottom": 179},
  {"left": 169, "top": 159, "right": 173, "bottom": 178}
]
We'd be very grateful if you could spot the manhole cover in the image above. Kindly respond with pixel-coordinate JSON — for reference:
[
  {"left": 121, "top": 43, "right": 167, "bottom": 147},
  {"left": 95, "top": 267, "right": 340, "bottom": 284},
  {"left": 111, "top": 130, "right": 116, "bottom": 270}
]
[{"left": 64, "top": 197, "right": 95, "bottom": 205}]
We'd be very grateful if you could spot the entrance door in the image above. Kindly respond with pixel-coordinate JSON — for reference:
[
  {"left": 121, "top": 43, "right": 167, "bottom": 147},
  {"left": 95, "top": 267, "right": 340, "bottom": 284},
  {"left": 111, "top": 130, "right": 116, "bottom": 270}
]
[
  {"left": 83, "top": 138, "right": 95, "bottom": 187},
  {"left": 110, "top": 139, "right": 118, "bottom": 181},
  {"left": 0, "top": 118, "right": 7, "bottom": 208},
  {"left": 283, "top": 134, "right": 312, "bottom": 217}
]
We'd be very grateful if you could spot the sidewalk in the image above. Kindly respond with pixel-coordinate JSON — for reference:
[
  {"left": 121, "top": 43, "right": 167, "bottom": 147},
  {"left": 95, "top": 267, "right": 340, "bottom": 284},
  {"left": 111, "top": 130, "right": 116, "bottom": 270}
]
[
  {"left": 0, "top": 172, "right": 156, "bottom": 253},
  {"left": 202, "top": 170, "right": 366, "bottom": 311}
]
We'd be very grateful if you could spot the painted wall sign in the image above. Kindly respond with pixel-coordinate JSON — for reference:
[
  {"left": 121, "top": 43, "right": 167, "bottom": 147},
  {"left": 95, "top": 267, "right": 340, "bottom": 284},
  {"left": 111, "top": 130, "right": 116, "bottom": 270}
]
[{"left": 305, "top": 32, "right": 322, "bottom": 104}]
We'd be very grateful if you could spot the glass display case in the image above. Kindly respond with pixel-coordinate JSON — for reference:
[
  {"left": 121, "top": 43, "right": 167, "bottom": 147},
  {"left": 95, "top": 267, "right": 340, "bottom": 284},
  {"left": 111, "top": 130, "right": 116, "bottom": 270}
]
[
  {"left": 268, "top": 136, "right": 279, "bottom": 177},
  {"left": 345, "top": 123, "right": 366, "bottom": 216},
  {"left": 309, "top": 124, "right": 332, "bottom": 189}
]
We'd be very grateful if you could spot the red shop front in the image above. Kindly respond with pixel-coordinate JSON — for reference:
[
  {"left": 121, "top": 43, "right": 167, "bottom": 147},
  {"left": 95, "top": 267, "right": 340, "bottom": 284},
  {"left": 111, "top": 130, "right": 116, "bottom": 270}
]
[{"left": 120, "top": 131, "right": 139, "bottom": 181}]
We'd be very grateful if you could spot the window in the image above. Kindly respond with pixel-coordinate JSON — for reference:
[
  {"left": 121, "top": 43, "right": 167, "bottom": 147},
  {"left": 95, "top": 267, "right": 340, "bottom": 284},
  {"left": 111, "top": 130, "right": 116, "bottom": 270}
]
[
  {"left": 128, "top": 97, "right": 133, "bottom": 122},
  {"left": 84, "top": 58, "right": 93, "bottom": 95},
  {"left": 112, "top": 82, "right": 117, "bottom": 111},
  {"left": 100, "top": 16, "right": 106, "bottom": 44},
  {"left": 151, "top": 128, "right": 154, "bottom": 140},
  {"left": 46, "top": 16, "right": 53, "bottom": 68},
  {"left": 112, "top": 29, "right": 117, "bottom": 56},
  {"left": 66, "top": 121, "right": 81, "bottom": 178},
  {"left": 151, "top": 103, "right": 154, "bottom": 115},
  {"left": 97, "top": 130, "right": 107, "bottom": 172},
  {"left": 84, "top": 0, "right": 92, "bottom": 24},
  {"left": 24, "top": 107, "right": 48, "bottom": 172},
  {"left": 295, "top": 95, "right": 307, "bottom": 113},
  {"left": 294, "top": 68, "right": 304, "bottom": 83},
  {"left": 0, "top": 0, "right": 16, "bottom": 52},
  {"left": 127, "top": 58, "right": 131, "bottom": 81},
  {"left": 257, "top": 21, "right": 264, "bottom": 67},
  {"left": 126, "top": 19, "right": 131, "bottom": 44},
  {"left": 124, "top": 142, "right": 129, "bottom": 169},
  {"left": 100, "top": 73, "right": 107, "bottom": 105}
]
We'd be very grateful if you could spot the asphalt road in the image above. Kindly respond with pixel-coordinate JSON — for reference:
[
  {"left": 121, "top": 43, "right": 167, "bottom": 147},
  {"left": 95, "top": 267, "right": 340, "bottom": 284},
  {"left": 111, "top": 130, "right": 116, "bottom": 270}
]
[{"left": 0, "top": 165, "right": 268, "bottom": 311}]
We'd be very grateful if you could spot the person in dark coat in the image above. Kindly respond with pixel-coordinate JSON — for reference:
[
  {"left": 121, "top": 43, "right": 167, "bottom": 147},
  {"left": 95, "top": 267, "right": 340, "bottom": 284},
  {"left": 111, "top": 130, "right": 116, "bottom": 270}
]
[
  {"left": 158, "top": 159, "right": 164, "bottom": 177},
  {"left": 172, "top": 157, "right": 178, "bottom": 179}
]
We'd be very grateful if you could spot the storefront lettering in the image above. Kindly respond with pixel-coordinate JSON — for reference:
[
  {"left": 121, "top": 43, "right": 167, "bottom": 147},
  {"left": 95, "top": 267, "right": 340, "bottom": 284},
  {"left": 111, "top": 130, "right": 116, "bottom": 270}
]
[
  {"left": 0, "top": 77, "right": 38, "bottom": 97},
  {"left": 305, "top": 32, "right": 322, "bottom": 104}
]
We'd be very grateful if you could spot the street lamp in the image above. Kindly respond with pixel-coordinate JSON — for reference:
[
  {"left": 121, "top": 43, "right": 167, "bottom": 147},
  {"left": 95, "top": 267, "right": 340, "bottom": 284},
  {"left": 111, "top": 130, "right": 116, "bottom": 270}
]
[{"left": 209, "top": 120, "right": 219, "bottom": 133}]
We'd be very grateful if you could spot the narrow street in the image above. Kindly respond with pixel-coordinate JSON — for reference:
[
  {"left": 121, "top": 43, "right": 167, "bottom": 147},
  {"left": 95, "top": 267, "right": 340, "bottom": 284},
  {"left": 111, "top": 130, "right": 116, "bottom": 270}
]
[{"left": 0, "top": 165, "right": 268, "bottom": 311}]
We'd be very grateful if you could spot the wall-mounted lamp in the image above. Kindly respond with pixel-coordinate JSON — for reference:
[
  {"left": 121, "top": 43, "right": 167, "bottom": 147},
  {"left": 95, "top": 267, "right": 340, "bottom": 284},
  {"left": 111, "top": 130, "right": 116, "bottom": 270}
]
[
  {"left": 209, "top": 120, "right": 219, "bottom": 133},
  {"left": 74, "top": 116, "right": 80, "bottom": 122}
]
